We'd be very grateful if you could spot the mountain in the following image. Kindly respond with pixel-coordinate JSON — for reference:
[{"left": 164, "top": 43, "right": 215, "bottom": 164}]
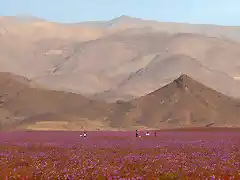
[
  {"left": 0, "top": 72, "right": 114, "bottom": 131},
  {"left": 95, "top": 54, "right": 240, "bottom": 102},
  {"left": 0, "top": 73, "right": 240, "bottom": 130},
  {"left": 2, "top": 16, "right": 240, "bottom": 102},
  {"left": 108, "top": 74, "right": 240, "bottom": 129},
  {"left": 79, "top": 15, "right": 240, "bottom": 41},
  {"left": 77, "top": 15, "right": 156, "bottom": 29}
]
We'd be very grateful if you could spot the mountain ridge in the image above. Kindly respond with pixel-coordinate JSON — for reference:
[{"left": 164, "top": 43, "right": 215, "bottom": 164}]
[
  {"left": 108, "top": 73, "right": 240, "bottom": 129},
  {"left": 1, "top": 72, "right": 240, "bottom": 130},
  {"left": 2, "top": 15, "right": 240, "bottom": 103}
]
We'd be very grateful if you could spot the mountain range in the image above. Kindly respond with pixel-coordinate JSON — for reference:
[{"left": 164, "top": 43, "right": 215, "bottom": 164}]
[
  {"left": 0, "top": 72, "right": 239, "bottom": 130},
  {"left": 2, "top": 15, "right": 240, "bottom": 101},
  {"left": 1, "top": 15, "right": 240, "bottom": 130}
]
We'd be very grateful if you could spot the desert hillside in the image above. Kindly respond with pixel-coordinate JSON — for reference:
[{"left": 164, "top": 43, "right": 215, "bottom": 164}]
[
  {"left": 1, "top": 72, "right": 240, "bottom": 130},
  {"left": 1, "top": 16, "right": 240, "bottom": 102},
  {"left": 0, "top": 72, "right": 114, "bottom": 130},
  {"left": 108, "top": 74, "right": 240, "bottom": 129}
]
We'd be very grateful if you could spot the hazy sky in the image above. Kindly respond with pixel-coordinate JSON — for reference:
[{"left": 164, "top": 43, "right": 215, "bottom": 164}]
[{"left": 1, "top": 0, "right": 240, "bottom": 25}]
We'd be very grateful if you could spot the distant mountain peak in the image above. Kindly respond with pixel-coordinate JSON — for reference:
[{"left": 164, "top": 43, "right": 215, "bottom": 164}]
[
  {"left": 118, "top": 15, "right": 132, "bottom": 18},
  {"left": 120, "top": 73, "right": 240, "bottom": 128},
  {"left": 0, "top": 15, "right": 44, "bottom": 23},
  {"left": 173, "top": 74, "right": 195, "bottom": 90},
  {"left": 114, "top": 15, "right": 137, "bottom": 19},
  {"left": 110, "top": 15, "right": 143, "bottom": 23},
  {"left": 142, "top": 74, "right": 199, "bottom": 98},
  {"left": 177, "top": 74, "right": 193, "bottom": 81},
  {"left": 16, "top": 14, "right": 38, "bottom": 19}
]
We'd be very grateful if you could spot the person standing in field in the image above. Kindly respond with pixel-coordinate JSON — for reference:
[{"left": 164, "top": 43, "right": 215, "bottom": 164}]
[
  {"left": 136, "top": 130, "right": 138, "bottom": 137},
  {"left": 83, "top": 131, "right": 87, "bottom": 137},
  {"left": 154, "top": 132, "right": 157, "bottom": 137}
]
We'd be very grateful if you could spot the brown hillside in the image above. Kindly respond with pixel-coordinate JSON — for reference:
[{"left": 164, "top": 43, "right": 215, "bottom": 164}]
[
  {"left": 1, "top": 72, "right": 240, "bottom": 130},
  {"left": 96, "top": 54, "right": 240, "bottom": 102},
  {"left": 3, "top": 16, "right": 240, "bottom": 102},
  {"left": 108, "top": 74, "right": 240, "bottom": 129},
  {"left": 0, "top": 72, "right": 113, "bottom": 130}
]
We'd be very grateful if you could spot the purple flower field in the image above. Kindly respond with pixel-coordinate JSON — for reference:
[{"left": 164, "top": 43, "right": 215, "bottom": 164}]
[{"left": 0, "top": 129, "right": 239, "bottom": 179}]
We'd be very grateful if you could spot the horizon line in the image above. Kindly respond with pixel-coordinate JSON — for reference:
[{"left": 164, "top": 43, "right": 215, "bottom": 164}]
[{"left": 0, "top": 14, "right": 239, "bottom": 28}]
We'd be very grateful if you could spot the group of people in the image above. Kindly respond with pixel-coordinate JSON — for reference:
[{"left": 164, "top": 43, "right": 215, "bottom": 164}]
[
  {"left": 80, "top": 132, "right": 87, "bottom": 137},
  {"left": 79, "top": 130, "right": 156, "bottom": 138},
  {"left": 136, "top": 130, "right": 157, "bottom": 137}
]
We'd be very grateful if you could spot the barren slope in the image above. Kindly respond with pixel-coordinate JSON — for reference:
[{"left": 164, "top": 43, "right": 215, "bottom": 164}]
[
  {"left": 97, "top": 54, "right": 240, "bottom": 102},
  {"left": 33, "top": 31, "right": 240, "bottom": 100},
  {"left": 0, "top": 72, "right": 113, "bottom": 130},
  {"left": 1, "top": 72, "right": 240, "bottom": 130},
  {"left": 79, "top": 15, "right": 240, "bottom": 42},
  {"left": 108, "top": 74, "right": 240, "bottom": 129},
  {"left": 2, "top": 16, "right": 240, "bottom": 101}
]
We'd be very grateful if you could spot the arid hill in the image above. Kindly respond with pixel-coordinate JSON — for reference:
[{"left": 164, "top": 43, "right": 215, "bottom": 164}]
[
  {"left": 0, "top": 72, "right": 114, "bottom": 130},
  {"left": 108, "top": 74, "right": 240, "bottom": 129},
  {"left": 0, "top": 72, "right": 240, "bottom": 130},
  {"left": 2, "top": 16, "right": 240, "bottom": 102},
  {"left": 95, "top": 54, "right": 240, "bottom": 102}
]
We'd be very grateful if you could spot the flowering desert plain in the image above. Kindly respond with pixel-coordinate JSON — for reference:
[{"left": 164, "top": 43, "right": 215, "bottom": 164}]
[
  {"left": 0, "top": 128, "right": 239, "bottom": 180},
  {"left": 2, "top": 13, "right": 240, "bottom": 180}
]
